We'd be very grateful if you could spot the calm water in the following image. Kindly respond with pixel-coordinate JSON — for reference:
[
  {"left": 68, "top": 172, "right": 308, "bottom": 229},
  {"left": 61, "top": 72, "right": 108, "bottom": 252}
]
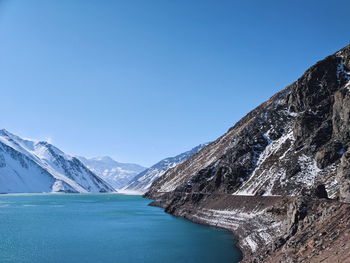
[{"left": 0, "top": 194, "right": 241, "bottom": 263}]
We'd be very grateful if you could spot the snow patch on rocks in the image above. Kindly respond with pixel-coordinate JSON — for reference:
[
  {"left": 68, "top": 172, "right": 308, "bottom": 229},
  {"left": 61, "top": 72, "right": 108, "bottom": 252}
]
[{"left": 235, "top": 129, "right": 294, "bottom": 196}]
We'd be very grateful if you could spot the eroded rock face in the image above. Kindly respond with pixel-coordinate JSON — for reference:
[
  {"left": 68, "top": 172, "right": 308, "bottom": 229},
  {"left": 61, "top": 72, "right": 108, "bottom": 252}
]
[
  {"left": 253, "top": 197, "right": 350, "bottom": 263},
  {"left": 333, "top": 87, "right": 350, "bottom": 140},
  {"left": 315, "top": 141, "right": 343, "bottom": 169},
  {"left": 146, "top": 44, "right": 350, "bottom": 262},
  {"left": 337, "top": 149, "right": 350, "bottom": 202}
]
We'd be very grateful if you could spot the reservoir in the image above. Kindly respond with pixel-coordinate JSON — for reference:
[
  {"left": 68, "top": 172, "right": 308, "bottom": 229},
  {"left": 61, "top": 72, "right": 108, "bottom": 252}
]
[{"left": 0, "top": 194, "right": 242, "bottom": 263}]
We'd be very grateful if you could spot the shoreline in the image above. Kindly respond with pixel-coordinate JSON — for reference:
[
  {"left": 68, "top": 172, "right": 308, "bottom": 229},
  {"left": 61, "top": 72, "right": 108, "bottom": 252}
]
[
  {"left": 176, "top": 208, "right": 245, "bottom": 262},
  {"left": 146, "top": 194, "right": 295, "bottom": 263},
  {"left": 148, "top": 199, "right": 245, "bottom": 262},
  {"left": 146, "top": 193, "right": 350, "bottom": 263},
  {"left": 116, "top": 189, "right": 144, "bottom": 195}
]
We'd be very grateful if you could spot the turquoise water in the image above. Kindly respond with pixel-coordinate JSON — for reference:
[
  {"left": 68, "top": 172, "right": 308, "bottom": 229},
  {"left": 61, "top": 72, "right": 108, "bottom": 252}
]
[{"left": 0, "top": 194, "right": 241, "bottom": 263}]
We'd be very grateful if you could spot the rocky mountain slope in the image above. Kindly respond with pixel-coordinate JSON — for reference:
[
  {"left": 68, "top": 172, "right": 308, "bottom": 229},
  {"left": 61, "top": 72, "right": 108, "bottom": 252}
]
[
  {"left": 77, "top": 156, "right": 145, "bottom": 189},
  {"left": 122, "top": 144, "right": 207, "bottom": 194},
  {"left": 146, "top": 44, "right": 350, "bottom": 262},
  {"left": 0, "top": 129, "right": 115, "bottom": 193}
]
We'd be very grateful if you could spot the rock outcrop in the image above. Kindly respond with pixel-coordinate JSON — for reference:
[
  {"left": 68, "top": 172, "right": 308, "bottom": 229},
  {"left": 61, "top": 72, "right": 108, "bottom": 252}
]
[
  {"left": 338, "top": 148, "right": 350, "bottom": 202},
  {"left": 146, "top": 44, "right": 350, "bottom": 262}
]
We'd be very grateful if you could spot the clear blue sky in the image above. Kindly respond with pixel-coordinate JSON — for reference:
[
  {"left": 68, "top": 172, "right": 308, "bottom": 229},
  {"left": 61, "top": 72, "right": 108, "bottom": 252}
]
[{"left": 0, "top": 0, "right": 349, "bottom": 166}]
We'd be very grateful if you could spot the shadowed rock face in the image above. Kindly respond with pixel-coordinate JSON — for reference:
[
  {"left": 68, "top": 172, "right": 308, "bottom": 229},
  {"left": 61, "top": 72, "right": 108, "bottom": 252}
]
[
  {"left": 338, "top": 149, "right": 350, "bottom": 203},
  {"left": 146, "top": 44, "right": 350, "bottom": 262}
]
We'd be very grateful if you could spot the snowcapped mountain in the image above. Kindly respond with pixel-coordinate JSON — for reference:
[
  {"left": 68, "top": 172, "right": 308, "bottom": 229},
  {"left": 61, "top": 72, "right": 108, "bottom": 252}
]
[
  {"left": 77, "top": 156, "right": 146, "bottom": 189},
  {"left": 0, "top": 129, "right": 115, "bottom": 193},
  {"left": 122, "top": 144, "right": 208, "bottom": 194}
]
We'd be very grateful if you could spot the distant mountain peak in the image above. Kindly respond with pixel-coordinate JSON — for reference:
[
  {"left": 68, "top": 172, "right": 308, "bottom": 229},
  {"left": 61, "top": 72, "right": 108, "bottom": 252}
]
[
  {"left": 77, "top": 156, "right": 146, "bottom": 190},
  {"left": 0, "top": 129, "right": 114, "bottom": 193},
  {"left": 92, "top": 156, "right": 116, "bottom": 162},
  {"left": 123, "top": 143, "right": 208, "bottom": 194},
  {"left": 0, "top": 129, "right": 24, "bottom": 141},
  {"left": 0, "top": 128, "right": 9, "bottom": 134}
]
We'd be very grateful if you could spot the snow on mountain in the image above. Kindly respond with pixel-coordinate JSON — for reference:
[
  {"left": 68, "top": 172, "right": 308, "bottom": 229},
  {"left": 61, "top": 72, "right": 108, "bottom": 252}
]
[
  {"left": 0, "top": 129, "right": 115, "bottom": 193},
  {"left": 145, "top": 44, "right": 350, "bottom": 262},
  {"left": 122, "top": 144, "right": 208, "bottom": 194},
  {"left": 77, "top": 156, "right": 146, "bottom": 189}
]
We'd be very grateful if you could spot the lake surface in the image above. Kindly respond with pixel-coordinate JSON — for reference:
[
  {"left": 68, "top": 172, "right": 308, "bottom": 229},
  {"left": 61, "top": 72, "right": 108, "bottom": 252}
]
[{"left": 0, "top": 194, "right": 242, "bottom": 263}]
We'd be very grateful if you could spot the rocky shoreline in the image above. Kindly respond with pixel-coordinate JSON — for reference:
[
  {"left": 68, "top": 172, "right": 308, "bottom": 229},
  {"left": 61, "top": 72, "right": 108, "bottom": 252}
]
[
  {"left": 147, "top": 194, "right": 286, "bottom": 262},
  {"left": 146, "top": 193, "right": 350, "bottom": 263}
]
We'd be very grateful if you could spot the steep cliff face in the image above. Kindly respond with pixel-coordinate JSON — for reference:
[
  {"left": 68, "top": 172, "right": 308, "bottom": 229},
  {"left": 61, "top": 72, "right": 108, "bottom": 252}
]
[{"left": 146, "top": 44, "right": 350, "bottom": 262}]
